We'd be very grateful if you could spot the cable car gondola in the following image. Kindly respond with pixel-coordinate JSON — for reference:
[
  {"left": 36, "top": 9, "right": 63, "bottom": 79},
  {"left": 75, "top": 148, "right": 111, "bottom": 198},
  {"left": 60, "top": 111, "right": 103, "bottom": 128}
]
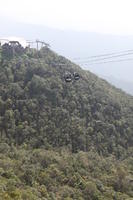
[
  {"left": 64, "top": 72, "right": 72, "bottom": 82},
  {"left": 73, "top": 72, "right": 80, "bottom": 80}
]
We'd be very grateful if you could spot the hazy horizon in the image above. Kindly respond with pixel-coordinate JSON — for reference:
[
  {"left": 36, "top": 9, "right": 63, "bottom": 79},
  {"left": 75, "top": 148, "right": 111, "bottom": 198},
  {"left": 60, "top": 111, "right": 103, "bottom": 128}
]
[{"left": 1, "top": 0, "right": 133, "bottom": 35}]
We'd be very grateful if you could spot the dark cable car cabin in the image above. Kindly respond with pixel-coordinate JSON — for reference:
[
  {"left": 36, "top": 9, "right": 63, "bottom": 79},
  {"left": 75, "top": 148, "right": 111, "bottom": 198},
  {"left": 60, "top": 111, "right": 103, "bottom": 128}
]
[
  {"left": 73, "top": 72, "right": 80, "bottom": 80},
  {"left": 64, "top": 73, "right": 72, "bottom": 82}
]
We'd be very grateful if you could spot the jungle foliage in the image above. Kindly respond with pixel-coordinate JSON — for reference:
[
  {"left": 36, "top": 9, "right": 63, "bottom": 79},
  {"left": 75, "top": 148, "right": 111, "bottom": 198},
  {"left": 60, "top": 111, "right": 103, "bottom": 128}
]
[{"left": 0, "top": 43, "right": 133, "bottom": 199}]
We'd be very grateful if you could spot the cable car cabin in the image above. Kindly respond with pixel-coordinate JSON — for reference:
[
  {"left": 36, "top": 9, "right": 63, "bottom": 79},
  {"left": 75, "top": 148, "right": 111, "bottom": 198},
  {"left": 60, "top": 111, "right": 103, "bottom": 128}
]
[
  {"left": 64, "top": 73, "right": 72, "bottom": 82},
  {"left": 73, "top": 72, "right": 80, "bottom": 80}
]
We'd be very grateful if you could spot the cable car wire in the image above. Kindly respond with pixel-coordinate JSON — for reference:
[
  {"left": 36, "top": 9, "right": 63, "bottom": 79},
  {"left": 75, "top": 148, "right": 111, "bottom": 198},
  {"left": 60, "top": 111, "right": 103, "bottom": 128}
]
[
  {"left": 80, "top": 57, "right": 133, "bottom": 65},
  {"left": 72, "top": 49, "right": 133, "bottom": 60},
  {"left": 74, "top": 52, "right": 133, "bottom": 64}
]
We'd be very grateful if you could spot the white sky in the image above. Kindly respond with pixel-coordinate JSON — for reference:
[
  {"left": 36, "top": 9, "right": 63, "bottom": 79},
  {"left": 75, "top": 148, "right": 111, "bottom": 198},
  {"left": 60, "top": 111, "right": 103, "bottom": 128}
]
[{"left": 0, "top": 0, "right": 133, "bottom": 35}]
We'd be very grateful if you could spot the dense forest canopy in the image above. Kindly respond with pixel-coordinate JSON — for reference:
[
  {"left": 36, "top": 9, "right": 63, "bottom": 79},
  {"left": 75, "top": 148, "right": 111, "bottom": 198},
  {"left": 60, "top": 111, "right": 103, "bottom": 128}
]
[{"left": 0, "top": 43, "right": 133, "bottom": 199}]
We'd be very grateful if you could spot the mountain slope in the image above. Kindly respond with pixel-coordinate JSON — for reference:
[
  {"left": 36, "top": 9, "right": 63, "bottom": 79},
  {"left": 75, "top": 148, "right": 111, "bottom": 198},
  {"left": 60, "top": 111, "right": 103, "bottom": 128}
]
[
  {"left": 0, "top": 45, "right": 133, "bottom": 156},
  {"left": 0, "top": 44, "right": 133, "bottom": 199}
]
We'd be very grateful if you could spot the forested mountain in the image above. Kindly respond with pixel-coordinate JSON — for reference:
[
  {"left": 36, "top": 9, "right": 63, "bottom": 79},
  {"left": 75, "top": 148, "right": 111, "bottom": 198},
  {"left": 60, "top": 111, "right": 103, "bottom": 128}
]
[{"left": 0, "top": 43, "right": 133, "bottom": 199}]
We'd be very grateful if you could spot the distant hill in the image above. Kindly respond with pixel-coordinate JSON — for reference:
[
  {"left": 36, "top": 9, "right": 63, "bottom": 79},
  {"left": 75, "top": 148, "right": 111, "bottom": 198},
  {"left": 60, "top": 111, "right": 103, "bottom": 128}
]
[
  {"left": 0, "top": 44, "right": 133, "bottom": 199},
  {"left": 103, "top": 75, "right": 133, "bottom": 96}
]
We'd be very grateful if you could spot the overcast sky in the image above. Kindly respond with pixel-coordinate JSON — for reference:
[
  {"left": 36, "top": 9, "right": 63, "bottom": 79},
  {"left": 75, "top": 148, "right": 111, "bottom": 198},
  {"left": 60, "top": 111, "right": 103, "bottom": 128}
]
[{"left": 1, "top": 0, "right": 133, "bottom": 35}]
